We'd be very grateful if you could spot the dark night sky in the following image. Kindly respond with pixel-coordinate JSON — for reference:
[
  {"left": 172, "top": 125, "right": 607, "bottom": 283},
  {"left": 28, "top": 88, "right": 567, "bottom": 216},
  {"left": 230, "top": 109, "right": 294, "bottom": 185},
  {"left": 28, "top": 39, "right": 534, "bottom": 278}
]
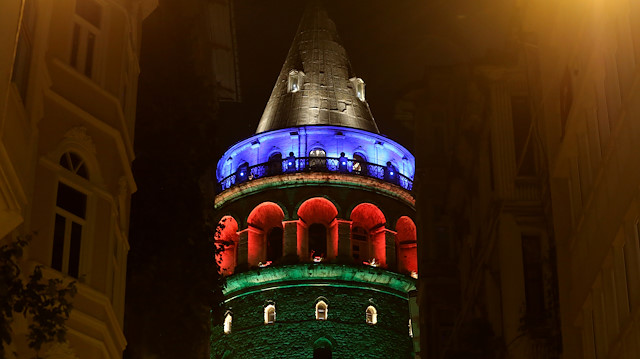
[{"left": 221, "top": 0, "right": 514, "bottom": 149}]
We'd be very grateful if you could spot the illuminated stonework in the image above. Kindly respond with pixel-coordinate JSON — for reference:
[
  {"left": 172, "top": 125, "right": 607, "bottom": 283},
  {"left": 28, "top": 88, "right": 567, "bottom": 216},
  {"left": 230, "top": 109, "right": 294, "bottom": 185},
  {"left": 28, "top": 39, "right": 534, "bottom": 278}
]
[
  {"left": 215, "top": 125, "right": 415, "bottom": 193},
  {"left": 213, "top": 171, "right": 416, "bottom": 209},
  {"left": 211, "top": 3, "right": 418, "bottom": 358},
  {"left": 255, "top": 5, "right": 378, "bottom": 134},
  {"left": 222, "top": 264, "right": 416, "bottom": 300}
]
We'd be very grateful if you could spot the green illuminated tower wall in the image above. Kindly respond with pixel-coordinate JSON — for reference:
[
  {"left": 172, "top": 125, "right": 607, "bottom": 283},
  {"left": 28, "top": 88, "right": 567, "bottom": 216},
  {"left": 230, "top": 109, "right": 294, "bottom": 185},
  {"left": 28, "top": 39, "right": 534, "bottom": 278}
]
[{"left": 211, "top": 265, "right": 414, "bottom": 358}]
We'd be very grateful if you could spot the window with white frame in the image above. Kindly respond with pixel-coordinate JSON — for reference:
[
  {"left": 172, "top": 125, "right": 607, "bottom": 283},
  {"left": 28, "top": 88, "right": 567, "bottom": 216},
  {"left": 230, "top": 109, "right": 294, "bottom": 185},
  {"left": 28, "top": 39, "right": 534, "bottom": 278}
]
[
  {"left": 350, "top": 77, "right": 365, "bottom": 101},
  {"left": 366, "top": 306, "right": 377, "bottom": 324},
  {"left": 224, "top": 313, "right": 232, "bottom": 334},
  {"left": 52, "top": 152, "right": 89, "bottom": 278},
  {"left": 70, "top": 0, "right": 103, "bottom": 78},
  {"left": 264, "top": 304, "right": 276, "bottom": 324},
  {"left": 316, "top": 300, "right": 328, "bottom": 320}
]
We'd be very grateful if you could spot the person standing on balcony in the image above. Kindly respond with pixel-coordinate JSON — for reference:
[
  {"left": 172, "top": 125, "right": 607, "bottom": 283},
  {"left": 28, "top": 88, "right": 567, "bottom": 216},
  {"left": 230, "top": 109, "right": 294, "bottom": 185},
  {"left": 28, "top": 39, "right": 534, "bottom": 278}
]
[
  {"left": 338, "top": 152, "right": 348, "bottom": 173},
  {"left": 286, "top": 152, "right": 297, "bottom": 172}
]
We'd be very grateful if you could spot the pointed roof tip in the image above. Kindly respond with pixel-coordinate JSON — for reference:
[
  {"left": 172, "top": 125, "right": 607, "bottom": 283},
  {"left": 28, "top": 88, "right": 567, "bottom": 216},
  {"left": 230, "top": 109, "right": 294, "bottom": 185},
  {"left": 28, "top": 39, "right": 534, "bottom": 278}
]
[
  {"left": 255, "top": 2, "right": 380, "bottom": 134},
  {"left": 303, "top": 0, "right": 325, "bottom": 11}
]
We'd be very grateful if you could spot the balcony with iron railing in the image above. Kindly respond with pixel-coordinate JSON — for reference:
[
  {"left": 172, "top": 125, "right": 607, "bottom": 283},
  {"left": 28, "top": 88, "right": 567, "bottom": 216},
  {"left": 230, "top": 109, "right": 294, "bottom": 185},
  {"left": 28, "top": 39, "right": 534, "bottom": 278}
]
[{"left": 217, "top": 156, "right": 414, "bottom": 193}]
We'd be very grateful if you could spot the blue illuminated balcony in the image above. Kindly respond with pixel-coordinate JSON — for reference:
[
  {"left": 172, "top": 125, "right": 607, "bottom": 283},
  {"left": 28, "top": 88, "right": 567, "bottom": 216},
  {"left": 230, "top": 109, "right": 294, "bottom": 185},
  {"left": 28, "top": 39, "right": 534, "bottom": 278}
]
[
  {"left": 217, "top": 156, "right": 413, "bottom": 193},
  {"left": 216, "top": 125, "right": 415, "bottom": 195}
]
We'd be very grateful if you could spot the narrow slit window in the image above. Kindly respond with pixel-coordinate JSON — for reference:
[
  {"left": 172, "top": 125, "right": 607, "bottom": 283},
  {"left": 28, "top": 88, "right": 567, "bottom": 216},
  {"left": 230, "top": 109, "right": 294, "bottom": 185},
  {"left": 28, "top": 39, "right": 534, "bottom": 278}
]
[
  {"left": 288, "top": 70, "right": 304, "bottom": 93},
  {"left": 350, "top": 77, "right": 366, "bottom": 101},
  {"left": 316, "top": 301, "right": 328, "bottom": 320},
  {"left": 223, "top": 313, "right": 232, "bottom": 334},
  {"left": 366, "top": 306, "right": 377, "bottom": 324},
  {"left": 264, "top": 304, "right": 276, "bottom": 324}
]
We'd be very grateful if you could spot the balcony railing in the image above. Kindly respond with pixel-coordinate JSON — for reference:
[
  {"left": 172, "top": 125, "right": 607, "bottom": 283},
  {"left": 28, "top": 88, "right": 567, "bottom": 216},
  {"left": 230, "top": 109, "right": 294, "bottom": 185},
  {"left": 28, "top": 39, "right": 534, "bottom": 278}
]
[{"left": 217, "top": 157, "right": 413, "bottom": 193}]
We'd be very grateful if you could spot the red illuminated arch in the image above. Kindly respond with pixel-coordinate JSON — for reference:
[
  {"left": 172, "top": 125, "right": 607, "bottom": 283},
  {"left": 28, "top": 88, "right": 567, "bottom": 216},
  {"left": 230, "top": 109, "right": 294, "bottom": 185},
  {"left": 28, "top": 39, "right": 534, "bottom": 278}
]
[
  {"left": 396, "top": 216, "right": 417, "bottom": 274},
  {"left": 350, "top": 203, "right": 386, "bottom": 230},
  {"left": 247, "top": 202, "right": 285, "bottom": 266},
  {"left": 297, "top": 197, "right": 339, "bottom": 261},
  {"left": 350, "top": 203, "right": 387, "bottom": 267},
  {"left": 215, "top": 216, "right": 239, "bottom": 276},
  {"left": 297, "top": 197, "right": 338, "bottom": 225}
]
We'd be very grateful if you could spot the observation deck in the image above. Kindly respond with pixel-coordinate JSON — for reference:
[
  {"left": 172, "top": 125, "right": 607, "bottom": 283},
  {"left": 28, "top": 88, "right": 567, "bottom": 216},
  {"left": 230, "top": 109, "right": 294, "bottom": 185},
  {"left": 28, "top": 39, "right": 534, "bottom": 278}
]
[
  {"left": 215, "top": 125, "right": 415, "bottom": 195},
  {"left": 217, "top": 156, "right": 413, "bottom": 193}
]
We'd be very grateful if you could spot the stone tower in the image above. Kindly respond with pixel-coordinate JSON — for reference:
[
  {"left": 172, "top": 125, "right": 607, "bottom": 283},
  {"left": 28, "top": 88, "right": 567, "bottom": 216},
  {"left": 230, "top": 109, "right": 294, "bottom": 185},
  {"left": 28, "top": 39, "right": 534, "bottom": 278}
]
[{"left": 210, "top": 3, "right": 418, "bottom": 358}]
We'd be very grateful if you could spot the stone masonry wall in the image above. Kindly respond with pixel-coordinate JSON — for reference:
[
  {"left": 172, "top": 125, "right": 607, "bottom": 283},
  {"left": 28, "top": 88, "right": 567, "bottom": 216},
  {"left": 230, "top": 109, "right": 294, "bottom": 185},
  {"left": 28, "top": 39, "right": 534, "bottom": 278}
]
[{"left": 211, "top": 285, "right": 413, "bottom": 358}]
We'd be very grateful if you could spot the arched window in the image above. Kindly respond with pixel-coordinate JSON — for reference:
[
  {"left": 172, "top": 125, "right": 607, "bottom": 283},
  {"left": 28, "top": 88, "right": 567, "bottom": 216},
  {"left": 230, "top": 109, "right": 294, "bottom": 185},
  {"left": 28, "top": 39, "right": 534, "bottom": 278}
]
[
  {"left": 59, "top": 151, "right": 89, "bottom": 179},
  {"left": 396, "top": 216, "right": 417, "bottom": 274},
  {"left": 223, "top": 313, "right": 232, "bottom": 334},
  {"left": 266, "top": 227, "right": 283, "bottom": 262},
  {"left": 264, "top": 304, "right": 276, "bottom": 324},
  {"left": 313, "top": 338, "right": 333, "bottom": 359},
  {"left": 267, "top": 152, "right": 282, "bottom": 175},
  {"left": 351, "top": 226, "right": 369, "bottom": 261},
  {"left": 352, "top": 153, "right": 366, "bottom": 175},
  {"left": 366, "top": 306, "right": 377, "bottom": 324},
  {"left": 309, "top": 148, "right": 326, "bottom": 170},
  {"left": 350, "top": 203, "right": 386, "bottom": 267},
  {"left": 316, "top": 300, "right": 328, "bottom": 320},
  {"left": 52, "top": 152, "right": 88, "bottom": 278},
  {"left": 308, "top": 223, "right": 327, "bottom": 260},
  {"left": 247, "top": 202, "right": 285, "bottom": 267}
]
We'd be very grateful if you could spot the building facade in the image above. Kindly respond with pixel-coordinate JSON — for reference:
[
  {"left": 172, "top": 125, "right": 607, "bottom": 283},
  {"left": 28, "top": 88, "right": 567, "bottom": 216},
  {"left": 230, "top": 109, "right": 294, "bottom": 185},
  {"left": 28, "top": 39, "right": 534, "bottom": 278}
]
[
  {"left": 210, "top": 4, "right": 419, "bottom": 358},
  {"left": 523, "top": 0, "right": 640, "bottom": 357},
  {"left": 0, "top": 0, "right": 156, "bottom": 357},
  {"left": 397, "top": 0, "right": 640, "bottom": 358}
]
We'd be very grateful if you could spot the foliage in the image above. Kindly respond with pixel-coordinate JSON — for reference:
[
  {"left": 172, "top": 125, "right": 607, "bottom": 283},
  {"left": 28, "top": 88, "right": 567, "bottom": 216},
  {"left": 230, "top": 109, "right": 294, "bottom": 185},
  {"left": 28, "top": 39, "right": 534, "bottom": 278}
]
[{"left": 0, "top": 236, "right": 77, "bottom": 358}]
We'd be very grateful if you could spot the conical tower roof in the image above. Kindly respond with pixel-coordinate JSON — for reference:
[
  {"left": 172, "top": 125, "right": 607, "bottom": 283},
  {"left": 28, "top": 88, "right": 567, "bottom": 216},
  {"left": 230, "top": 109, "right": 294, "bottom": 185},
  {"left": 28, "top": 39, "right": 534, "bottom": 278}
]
[{"left": 255, "top": 2, "right": 379, "bottom": 134}]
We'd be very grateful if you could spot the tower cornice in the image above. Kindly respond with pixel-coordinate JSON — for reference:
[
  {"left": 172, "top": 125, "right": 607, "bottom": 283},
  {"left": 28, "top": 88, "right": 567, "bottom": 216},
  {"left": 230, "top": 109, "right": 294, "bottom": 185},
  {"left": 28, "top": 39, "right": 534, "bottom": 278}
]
[{"left": 223, "top": 263, "right": 417, "bottom": 301}]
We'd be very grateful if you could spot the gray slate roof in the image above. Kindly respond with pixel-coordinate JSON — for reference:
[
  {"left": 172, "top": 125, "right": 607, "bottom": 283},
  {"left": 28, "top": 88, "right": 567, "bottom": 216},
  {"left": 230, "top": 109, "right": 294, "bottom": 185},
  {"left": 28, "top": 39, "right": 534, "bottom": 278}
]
[{"left": 255, "top": 2, "right": 379, "bottom": 134}]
